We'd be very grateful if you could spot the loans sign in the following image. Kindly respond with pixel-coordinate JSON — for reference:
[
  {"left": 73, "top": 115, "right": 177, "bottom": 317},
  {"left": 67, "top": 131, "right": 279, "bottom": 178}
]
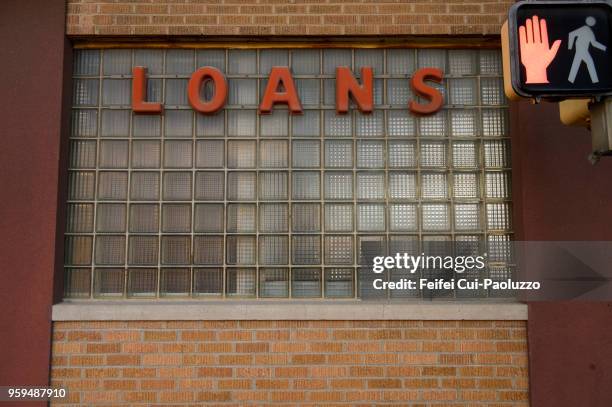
[{"left": 505, "top": 0, "right": 612, "bottom": 99}]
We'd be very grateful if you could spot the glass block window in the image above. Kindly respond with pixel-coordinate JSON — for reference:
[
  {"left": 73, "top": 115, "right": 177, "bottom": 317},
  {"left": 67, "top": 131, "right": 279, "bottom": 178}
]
[{"left": 65, "top": 48, "right": 511, "bottom": 299}]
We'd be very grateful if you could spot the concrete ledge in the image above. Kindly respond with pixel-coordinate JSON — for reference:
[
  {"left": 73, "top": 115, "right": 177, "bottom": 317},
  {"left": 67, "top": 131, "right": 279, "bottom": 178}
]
[{"left": 52, "top": 301, "right": 528, "bottom": 321}]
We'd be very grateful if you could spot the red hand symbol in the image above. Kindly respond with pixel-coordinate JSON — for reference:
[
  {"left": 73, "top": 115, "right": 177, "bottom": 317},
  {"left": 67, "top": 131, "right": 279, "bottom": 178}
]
[{"left": 519, "top": 15, "right": 562, "bottom": 84}]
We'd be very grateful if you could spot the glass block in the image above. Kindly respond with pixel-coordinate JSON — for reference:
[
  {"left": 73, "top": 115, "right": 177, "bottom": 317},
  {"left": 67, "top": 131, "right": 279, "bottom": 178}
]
[
  {"left": 455, "top": 203, "right": 480, "bottom": 231},
  {"left": 163, "top": 172, "right": 192, "bottom": 201},
  {"left": 422, "top": 204, "right": 450, "bottom": 231},
  {"left": 259, "top": 203, "right": 288, "bottom": 233},
  {"left": 292, "top": 172, "right": 320, "bottom": 200},
  {"left": 482, "top": 109, "right": 508, "bottom": 137},
  {"left": 165, "top": 110, "right": 193, "bottom": 137},
  {"left": 160, "top": 268, "right": 190, "bottom": 297},
  {"left": 193, "top": 268, "right": 223, "bottom": 296},
  {"left": 96, "top": 203, "right": 126, "bottom": 232},
  {"left": 228, "top": 50, "right": 256, "bottom": 74},
  {"left": 358, "top": 204, "right": 385, "bottom": 231},
  {"left": 485, "top": 172, "right": 510, "bottom": 199},
  {"left": 487, "top": 234, "right": 513, "bottom": 263},
  {"left": 163, "top": 141, "right": 192, "bottom": 168},
  {"left": 452, "top": 141, "right": 478, "bottom": 168},
  {"left": 325, "top": 268, "right": 354, "bottom": 298},
  {"left": 134, "top": 49, "right": 163, "bottom": 75},
  {"left": 227, "top": 204, "right": 256, "bottom": 233},
  {"left": 260, "top": 268, "right": 289, "bottom": 298},
  {"left": 420, "top": 141, "right": 447, "bottom": 167},
  {"left": 133, "top": 115, "right": 161, "bottom": 138},
  {"left": 166, "top": 49, "right": 194, "bottom": 75},
  {"left": 161, "top": 236, "right": 190, "bottom": 265},
  {"left": 421, "top": 172, "right": 448, "bottom": 199},
  {"left": 258, "top": 111, "right": 286, "bottom": 137},
  {"left": 64, "top": 236, "right": 93, "bottom": 265},
  {"left": 324, "top": 111, "right": 351, "bottom": 137},
  {"left": 73, "top": 79, "right": 98, "bottom": 106},
  {"left": 323, "top": 78, "right": 336, "bottom": 106},
  {"left": 228, "top": 110, "right": 256, "bottom": 137},
  {"left": 130, "top": 172, "right": 159, "bottom": 201},
  {"left": 325, "top": 204, "right": 353, "bottom": 232},
  {"left": 70, "top": 140, "right": 97, "bottom": 169},
  {"left": 165, "top": 79, "right": 189, "bottom": 106},
  {"left": 101, "top": 110, "right": 129, "bottom": 137},
  {"left": 98, "top": 172, "right": 128, "bottom": 200},
  {"left": 388, "top": 110, "right": 416, "bottom": 137},
  {"left": 484, "top": 140, "right": 509, "bottom": 168},
  {"left": 450, "top": 109, "right": 478, "bottom": 137},
  {"left": 487, "top": 203, "right": 511, "bottom": 230},
  {"left": 74, "top": 50, "right": 100, "bottom": 76},
  {"left": 226, "top": 236, "right": 256, "bottom": 265},
  {"left": 292, "top": 236, "right": 321, "bottom": 265},
  {"left": 419, "top": 110, "right": 447, "bottom": 137},
  {"left": 292, "top": 49, "right": 320, "bottom": 74},
  {"left": 292, "top": 203, "right": 320, "bottom": 232},
  {"left": 129, "top": 204, "right": 159, "bottom": 233},
  {"left": 66, "top": 203, "right": 94, "bottom": 233},
  {"left": 71, "top": 109, "right": 98, "bottom": 138},
  {"left": 418, "top": 49, "right": 446, "bottom": 70},
  {"left": 259, "top": 171, "right": 288, "bottom": 200},
  {"left": 195, "top": 171, "right": 224, "bottom": 200},
  {"left": 325, "top": 236, "right": 353, "bottom": 265},
  {"left": 227, "top": 172, "right": 256, "bottom": 200},
  {"left": 448, "top": 50, "right": 477, "bottom": 75},
  {"left": 69, "top": 171, "right": 95, "bottom": 200},
  {"left": 292, "top": 140, "right": 320, "bottom": 168},
  {"left": 259, "top": 235, "right": 289, "bottom": 265},
  {"left": 229, "top": 79, "right": 258, "bottom": 105},
  {"left": 196, "top": 111, "right": 225, "bottom": 137},
  {"left": 64, "top": 268, "right": 91, "bottom": 298},
  {"left": 95, "top": 235, "right": 125, "bottom": 265},
  {"left": 292, "top": 268, "right": 321, "bottom": 297},
  {"left": 325, "top": 140, "right": 353, "bottom": 168},
  {"left": 323, "top": 49, "right": 351, "bottom": 74},
  {"left": 196, "top": 49, "right": 225, "bottom": 71},
  {"left": 355, "top": 49, "right": 383, "bottom": 73},
  {"left": 140, "top": 78, "right": 162, "bottom": 103},
  {"left": 227, "top": 140, "right": 256, "bottom": 169},
  {"left": 479, "top": 50, "right": 502, "bottom": 75},
  {"left": 127, "top": 268, "right": 157, "bottom": 297},
  {"left": 357, "top": 140, "right": 384, "bottom": 168},
  {"left": 387, "top": 79, "right": 413, "bottom": 105},
  {"left": 99, "top": 140, "right": 128, "bottom": 169},
  {"left": 102, "top": 79, "right": 131, "bottom": 106},
  {"left": 357, "top": 172, "right": 385, "bottom": 200},
  {"left": 162, "top": 204, "right": 191, "bottom": 233},
  {"left": 194, "top": 235, "right": 224, "bottom": 265},
  {"left": 226, "top": 268, "right": 256, "bottom": 296},
  {"left": 389, "top": 235, "right": 420, "bottom": 255},
  {"left": 128, "top": 235, "right": 158, "bottom": 265},
  {"left": 387, "top": 49, "right": 415, "bottom": 75},
  {"left": 259, "top": 49, "right": 289, "bottom": 74},
  {"left": 389, "top": 172, "right": 416, "bottom": 199},
  {"left": 94, "top": 268, "right": 124, "bottom": 297},
  {"left": 260, "top": 140, "right": 288, "bottom": 168},
  {"left": 356, "top": 110, "right": 384, "bottom": 137},
  {"left": 132, "top": 140, "right": 160, "bottom": 169},
  {"left": 103, "top": 49, "right": 131, "bottom": 75},
  {"left": 195, "top": 140, "right": 224, "bottom": 168},
  {"left": 357, "top": 236, "right": 386, "bottom": 264},
  {"left": 194, "top": 204, "right": 224, "bottom": 233},
  {"left": 453, "top": 173, "right": 479, "bottom": 199},
  {"left": 480, "top": 77, "right": 505, "bottom": 105},
  {"left": 388, "top": 140, "right": 416, "bottom": 168},
  {"left": 292, "top": 110, "right": 319, "bottom": 137},
  {"left": 296, "top": 79, "right": 320, "bottom": 105},
  {"left": 389, "top": 204, "right": 418, "bottom": 231},
  {"left": 448, "top": 78, "right": 477, "bottom": 105},
  {"left": 324, "top": 172, "right": 353, "bottom": 200}
]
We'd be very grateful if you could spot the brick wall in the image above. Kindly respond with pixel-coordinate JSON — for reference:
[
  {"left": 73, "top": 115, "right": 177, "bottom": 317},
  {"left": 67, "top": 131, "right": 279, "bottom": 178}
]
[
  {"left": 66, "top": 0, "right": 513, "bottom": 36},
  {"left": 51, "top": 321, "right": 528, "bottom": 405}
]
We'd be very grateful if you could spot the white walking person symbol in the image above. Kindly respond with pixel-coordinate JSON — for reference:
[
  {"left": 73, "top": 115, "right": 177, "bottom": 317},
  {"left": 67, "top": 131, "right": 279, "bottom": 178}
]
[{"left": 568, "top": 16, "right": 607, "bottom": 84}]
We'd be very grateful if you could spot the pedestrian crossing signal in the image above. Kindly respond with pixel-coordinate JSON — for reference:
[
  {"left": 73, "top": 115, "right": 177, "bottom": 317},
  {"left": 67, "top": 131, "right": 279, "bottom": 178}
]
[{"left": 502, "top": 0, "right": 612, "bottom": 100}]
